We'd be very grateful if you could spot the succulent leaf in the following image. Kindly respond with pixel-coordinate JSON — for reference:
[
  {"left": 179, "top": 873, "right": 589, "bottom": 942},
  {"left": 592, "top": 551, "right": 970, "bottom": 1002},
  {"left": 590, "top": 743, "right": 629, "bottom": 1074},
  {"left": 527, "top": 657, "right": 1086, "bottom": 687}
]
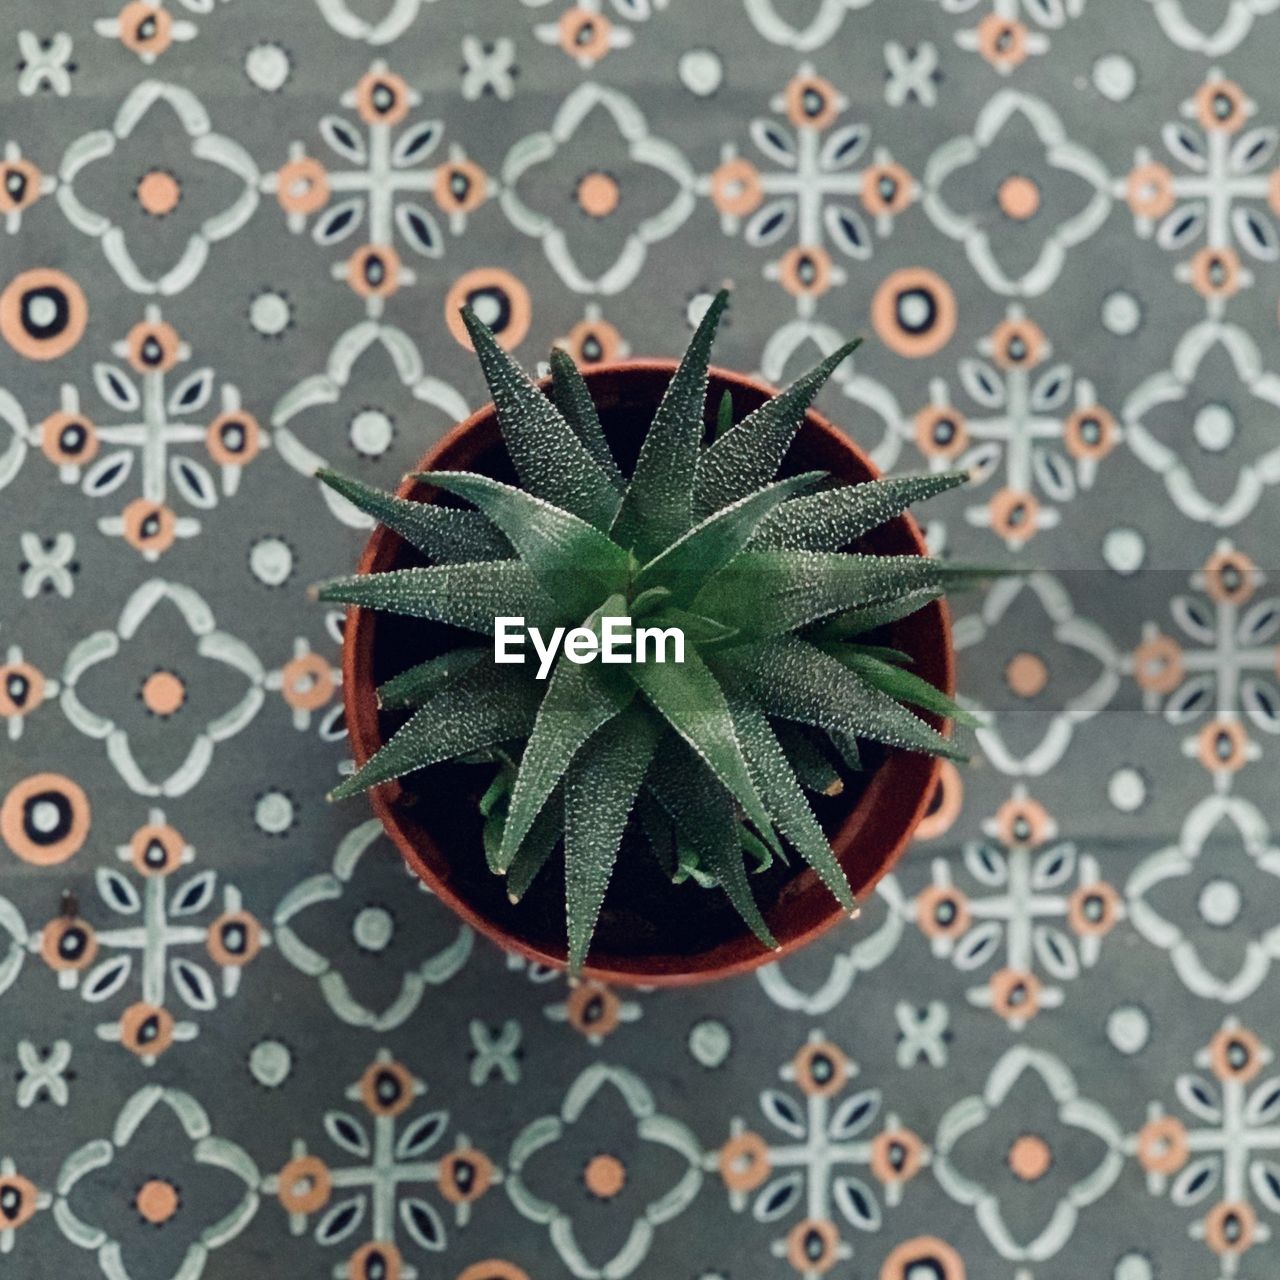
[
  {"left": 550, "top": 347, "right": 624, "bottom": 489},
  {"left": 694, "top": 550, "right": 969, "bottom": 637},
  {"left": 646, "top": 744, "right": 777, "bottom": 948},
  {"left": 565, "top": 707, "right": 661, "bottom": 971},
  {"left": 318, "top": 469, "right": 511, "bottom": 562},
  {"left": 460, "top": 307, "right": 620, "bottom": 530},
  {"left": 610, "top": 288, "right": 730, "bottom": 560},
  {"left": 377, "top": 648, "right": 488, "bottom": 710},
  {"left": 330, "top": 665, "right": 541, "bottom": 800},
  {"left": 635, "top": 471, "right": 824, "bottom": 605},
  {"left": 694, "top": 340, "right": 861, "bottom": 516},
  {"left": 418, "top": 471, "right": 630, "bottom": 617},
  {"left": 810, "top": 588, "right": 944, "bottom": 640},
  {"left": 728, "top": 698, "right": 855, "bottom": 909},
  {"left": 317, "top": 562, "right": 561, "bottom": 634},
  {"left": 830, "top": 649, "right": 980, "bottom": 727},
  {"left": 499, "top": 598, "right": 635, "bottom": 871},
  {"left": 505, "top": 790, "right": 563, "bottom": 902},
  {"left": 752, "top": 470, "right": 967, "bottom": 552},
  {"left": 625, "top": 643, "right": 781, "bottom": 856},
  {"left": 719, "top": 636, "right": 965, "bottom": 761},
  {"left": 774, "top": 722, "right": 844, "bottom": 796}
]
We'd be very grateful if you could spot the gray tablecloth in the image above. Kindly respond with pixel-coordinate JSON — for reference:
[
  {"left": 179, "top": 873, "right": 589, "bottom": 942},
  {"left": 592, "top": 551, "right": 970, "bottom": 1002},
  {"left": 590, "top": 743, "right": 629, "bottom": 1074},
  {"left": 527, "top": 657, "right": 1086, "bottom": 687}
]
[{"left": 1, "top": 3, "right": 1278, "bottom": 1278}]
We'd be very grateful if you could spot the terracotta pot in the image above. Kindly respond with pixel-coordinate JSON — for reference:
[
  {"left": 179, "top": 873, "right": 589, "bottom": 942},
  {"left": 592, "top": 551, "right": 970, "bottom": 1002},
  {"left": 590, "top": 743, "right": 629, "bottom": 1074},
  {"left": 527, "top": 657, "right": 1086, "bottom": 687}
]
[{"left": 341, "top": 360, "right": 953, "bottom": 987}]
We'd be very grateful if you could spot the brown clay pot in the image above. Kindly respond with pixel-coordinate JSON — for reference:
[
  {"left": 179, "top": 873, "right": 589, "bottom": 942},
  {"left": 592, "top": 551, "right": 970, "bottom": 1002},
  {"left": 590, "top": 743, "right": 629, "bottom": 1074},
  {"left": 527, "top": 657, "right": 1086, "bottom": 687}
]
[{"left": 340, "top": 360, "right": 953, "bottom": 987}]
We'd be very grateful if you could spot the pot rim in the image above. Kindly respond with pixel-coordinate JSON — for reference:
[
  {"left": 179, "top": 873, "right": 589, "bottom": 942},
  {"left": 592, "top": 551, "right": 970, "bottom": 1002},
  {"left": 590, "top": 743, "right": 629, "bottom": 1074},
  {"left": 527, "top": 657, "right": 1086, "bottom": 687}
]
[{"left": 340, "top": 358, "right": 953, "bottom": 987}]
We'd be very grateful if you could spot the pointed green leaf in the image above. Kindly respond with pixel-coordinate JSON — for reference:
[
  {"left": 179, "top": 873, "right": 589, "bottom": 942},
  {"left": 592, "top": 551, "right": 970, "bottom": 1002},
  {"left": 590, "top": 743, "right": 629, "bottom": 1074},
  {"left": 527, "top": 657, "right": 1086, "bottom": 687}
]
[
  {"left": 831, "top": 649, "right": 980, "bottom": 727},
  {"left": 718, "top": 636, "right": 965, "bottom": 761},
  {"left": 728, "top": 698, "right": 854, "bottom": 909},
  {"left": 505, "top": 789, "right": 563, "bottom": 902},
  {"left": 774, "top": 722, "right": 844, "bottom": 796},
  {"left": 499, "top": 598, "right": 635, "bottom": 870},
  {"left": 842, "top": 643, "right": 915, "bottom": 666},
  {"left": 461, "top": 307, "right": 620, "bottom": 529},
  {"left": 316, "top": 561, "right": 561, "bottom": 634},
  {"left": 318, "top": 470, "right": 511, "bottom": 563},
  {"left": 635, "top": 471, "right": 823, "bottom": 605},
  {"left": 714, "top": 388, "right": 735, "bottom": 441},
  {"left": 694, "top": 550, "right": 975, "bottom": 637},
  {"left": 634, "top": 787, "right": 676, "bottom": 878},
  {"left": 752, "top": 470, "right": 967, "bottom": 551},
  {"left": 809, "top": 587, "right": 944, "bottom": 640},
  {"left": 646, "top": 747, "right": 776, "bottom": 949},
  {"left": 647, "top": 606, "right": 737, "bottom": 647},
  {"left": 550, "top": 347, "right": 624, "bottom": 488},
  {"left": 625, "top": 643, "right": 780, "bottom": 855},
  {"left": 610, "top": 289, "right": 730, "bottom": 559},
  {"left": 417, "top": 471, "right": 629, "bottom": 617},
  {"left": 564, "top": 706, "right": 661, "bottom": 971},
  {"left": 378, "top": 648, "right": 488, "bottom": 710},
  {"left": 330, "top": 666, "right": 541, "bottom": 799},
  {"left": 694, "top": 340, "right": 860, "bottom": 516}
]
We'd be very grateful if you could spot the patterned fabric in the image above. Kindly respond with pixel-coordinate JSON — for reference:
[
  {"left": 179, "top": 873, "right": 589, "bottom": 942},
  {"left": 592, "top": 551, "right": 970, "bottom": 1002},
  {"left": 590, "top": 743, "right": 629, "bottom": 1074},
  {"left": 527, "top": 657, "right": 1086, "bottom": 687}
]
[{"left": 1, "top": 3, "right": 1278, "bottom": 1279}]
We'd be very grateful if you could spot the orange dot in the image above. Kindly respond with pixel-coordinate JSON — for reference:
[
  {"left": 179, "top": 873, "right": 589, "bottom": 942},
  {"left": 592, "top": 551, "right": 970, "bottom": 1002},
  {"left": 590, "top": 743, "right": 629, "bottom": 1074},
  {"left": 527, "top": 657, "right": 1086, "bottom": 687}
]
[
  {"left": 710, "top": 158, "right": 763, "bottom": 217},
  {"left": 577, "top": 171, "right": 620, "bottom": 218},
  {"left": 1005, "top": 652, "right": 1048, "bottom": 697},
  {"left": 584, "top": 1153, "right": 626, "bottom": 1199},
  {"left": 280, "top": 652, "right": 334, "bottom": 712},
  {"left": 136, "top": 1178, "right": 179, "bottom": 1224},
  {"left": 141, "top": 670, "right": 185, "bottom": 717},
  {"left": 1008, "top": 1134, "right": 1051, "bottom": 1181},
  {"left": 998, "top": 175, "right": 1040, "bottom": 220},
  {"left": 136, "top": 170, "right": 181, "bottom": 217}
]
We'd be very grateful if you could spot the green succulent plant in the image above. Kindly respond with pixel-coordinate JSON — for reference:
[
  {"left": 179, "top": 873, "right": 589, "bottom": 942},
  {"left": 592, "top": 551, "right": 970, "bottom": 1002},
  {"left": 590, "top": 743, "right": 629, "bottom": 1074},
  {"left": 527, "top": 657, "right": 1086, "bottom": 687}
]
[{"left": 317, "top": 290, "right": 981, "bottom": 972}]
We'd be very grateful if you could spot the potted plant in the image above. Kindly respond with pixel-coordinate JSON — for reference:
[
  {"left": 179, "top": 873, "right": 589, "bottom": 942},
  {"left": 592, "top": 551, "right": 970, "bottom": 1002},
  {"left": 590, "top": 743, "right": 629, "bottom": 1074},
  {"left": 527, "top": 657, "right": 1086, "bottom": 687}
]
[{"left": 317, "top": 290, "right": 978, "bottom": 984}]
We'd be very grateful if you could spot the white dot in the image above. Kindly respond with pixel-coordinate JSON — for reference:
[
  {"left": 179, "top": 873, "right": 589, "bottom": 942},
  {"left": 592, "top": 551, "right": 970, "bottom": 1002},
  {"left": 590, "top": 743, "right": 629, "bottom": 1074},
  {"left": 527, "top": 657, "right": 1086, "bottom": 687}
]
[
  {"left": 349, "top": 408, "right": 394, "bottom": 458},
  {"left": 1107, "top": 1006, "right": 1150, "bottom": 1056},
  {"left": 679, "top": 48, "right": 723, "bottom": 97},
  {"left": 32, "top": 799, "right": 60, "bottom": 833},
  {"left": 245, "top": 42, "right": 292, "bottom": 93},
  {"left": 472, "top": 294, "right": 503, "bottom": 327},
  {"left": 1102, "top": 290, "right": 1141, "bottom": 335},
  {"left": 249, "top": 1038, "right": 292, "bottom": 1087},
  {"left": 250, "top": 290, "right": 292, "bottom": 337},
  {"left": 354, "top": 905, "right": 394, "bottom": 952},
  {"left": 1103, "top": 527, "right": 1145, "bottom": 576},
  {"left": 686, "top": 292, "right": 716, "bottom": 328},
  {"left": 1093, "top": 54, "right": 1136, "bottom": 103},
  {"left": 249, "top": 536, "right": 293, "bottom": 586},
  {"left": 1115, "top": 1253, "right": 1153, "bottom": 1280},
  {"left": 688, "top": 1019, "right": 731, "bottom": 1068},
  {"left": 1194, "top": 402, "right": 1235, "bottom": 452},
  {"left": 1199, "top": 877, "right": 1242, "bottom": 927},
  {"left": 255, "top": 789, "right": 295, "bottom": 835},
  {"left": 27, "top": 296, "right": 57, "bottom": 329},
  {"left": 1108, "top": 766, "right": 1146, "bottom": 812}
]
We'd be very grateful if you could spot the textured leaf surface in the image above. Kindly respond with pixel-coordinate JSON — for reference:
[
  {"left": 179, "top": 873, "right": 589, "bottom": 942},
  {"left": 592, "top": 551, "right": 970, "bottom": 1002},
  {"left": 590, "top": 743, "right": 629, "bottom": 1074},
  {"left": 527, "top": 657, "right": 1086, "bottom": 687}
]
[
  {"left": 317, "top": 562, "right": 561, "bottom": 634},
  {"left": 636, "top": 471, "right": 822, "bottom": 605},
  {"left": 646, "top": 744, "right": 777, "bottom": 948},
  {"left": 694, "top": 340, "right": 860, "bottom": 516},
  {"left": 719, "top": 636, "right": 964, "bottom": 760},
  {"left": 694, "top": 550, "right": 960, "bottom": 636},
  {"left": 421, "top": 471, "right": 629, "bottom": 617},
  {"left": 810, "top": 587, "right": 944, "bottom": 640},
  {"left": 610, "top": 289, "right": 729, "bottom": 560},
  {"left": 774, "top": 722, "right": 843, "bottom": 795},
  {"left": 752, "top": 471, "right": 967, "bottom": 551},
  {"left": 626, "top": 643, "right": 779, "bottom": 853},
  {"left": 833, "top": 650, "right": 978, "bottom": 727},
  {"left": 331, "top": 665, "right": 540, "bottom": 799},
  {"left": 500, "top": 599, "right": 635, "bottom": 870},
  {"left": 378, "top": 648, "right": 488, "bottom": 710},
  {"left": 729, "top": 698, "right": 854, "bottom": 908},
  {"left": 564, "top": 707, "right": 660, "bottom": 970},
  {"left": 317, "top": 470, "right": 510, "bottom": 562},
  {"left": 461, "top": 307, "right": 620, "bottom": 529},
  {"left": 505, "top": 790, "right": 563, "bottom": 902},
  {"left": 550, "top": 347, "right": 624, "bottom": 488}
]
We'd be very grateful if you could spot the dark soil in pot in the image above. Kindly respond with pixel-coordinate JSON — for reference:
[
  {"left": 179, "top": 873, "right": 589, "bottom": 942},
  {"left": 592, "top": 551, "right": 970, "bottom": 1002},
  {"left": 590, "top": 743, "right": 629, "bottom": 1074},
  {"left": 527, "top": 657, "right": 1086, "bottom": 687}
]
[{"left": 344, "top": 361, "right": 950, "bottom": 985}]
